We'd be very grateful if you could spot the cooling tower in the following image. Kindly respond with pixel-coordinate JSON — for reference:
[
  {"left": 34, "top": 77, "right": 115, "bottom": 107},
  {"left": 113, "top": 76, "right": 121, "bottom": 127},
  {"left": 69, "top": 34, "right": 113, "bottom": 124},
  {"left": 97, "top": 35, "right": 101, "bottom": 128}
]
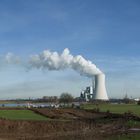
[{"left": 94, "top": 73, "right": 109, "bottom": 100}]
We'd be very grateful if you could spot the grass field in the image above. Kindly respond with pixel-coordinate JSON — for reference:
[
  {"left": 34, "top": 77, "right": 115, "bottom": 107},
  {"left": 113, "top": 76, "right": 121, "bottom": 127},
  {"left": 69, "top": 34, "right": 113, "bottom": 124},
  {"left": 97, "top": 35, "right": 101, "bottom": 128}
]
[
  {"left": 0, "top": 110, "right": 49, "bottom": 120},
  {"left": 109, "top": 133, "right": 140, "bottom": 140},
  {"left": 82, "top": 103, "right": 140, "bottom": 116}
]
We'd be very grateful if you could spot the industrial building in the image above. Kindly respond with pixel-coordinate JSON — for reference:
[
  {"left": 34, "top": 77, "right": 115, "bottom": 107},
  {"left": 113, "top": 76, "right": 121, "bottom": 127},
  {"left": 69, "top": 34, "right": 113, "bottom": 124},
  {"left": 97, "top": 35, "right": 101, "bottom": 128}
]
[
  {"left": 80, "top": 73, "right": 109, "bottom": 101},
  {"left": 80, "top": 86, "right": 93, "bottom": 101}
]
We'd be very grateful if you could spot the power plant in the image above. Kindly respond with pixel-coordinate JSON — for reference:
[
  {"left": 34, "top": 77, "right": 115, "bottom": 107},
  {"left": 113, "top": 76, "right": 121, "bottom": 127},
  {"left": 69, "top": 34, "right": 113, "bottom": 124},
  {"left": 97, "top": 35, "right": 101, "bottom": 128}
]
[
  {"left": 30, "top": 48, "right": 109, "bottom": 101},
  {"left": 81, "top": 73, "right": 109, "bottom": 101}
]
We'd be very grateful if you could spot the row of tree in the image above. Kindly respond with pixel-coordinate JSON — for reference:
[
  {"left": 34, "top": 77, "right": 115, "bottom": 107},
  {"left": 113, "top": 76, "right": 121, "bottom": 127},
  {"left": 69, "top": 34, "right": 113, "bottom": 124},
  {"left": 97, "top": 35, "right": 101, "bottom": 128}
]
[{"left": 32, "top": 92, "right": 74, "bottom": 104}]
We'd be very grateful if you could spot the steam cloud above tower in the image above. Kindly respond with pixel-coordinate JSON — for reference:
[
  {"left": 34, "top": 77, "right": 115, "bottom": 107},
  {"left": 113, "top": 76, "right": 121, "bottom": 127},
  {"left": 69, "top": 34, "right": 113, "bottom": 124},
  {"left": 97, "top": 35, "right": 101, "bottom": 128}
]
[{"left": 29, "top": 48, "right": 102, "bottom": 77}]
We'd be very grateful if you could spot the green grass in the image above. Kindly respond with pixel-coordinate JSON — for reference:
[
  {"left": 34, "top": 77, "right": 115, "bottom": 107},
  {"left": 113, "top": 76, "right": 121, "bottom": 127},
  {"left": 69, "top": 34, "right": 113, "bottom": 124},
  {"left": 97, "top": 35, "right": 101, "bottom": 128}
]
[
  {"left": 126, "top": 120, "right": 140, "bottom": 127},
  {"left": 82, "top": 104, "right": 140, "bottom": 116},
  {"left": 0, "top": 110, "right": 49, "bottom": 120},
  {"left": 108, "top": 133, "right": 140, "bottom": 140}
]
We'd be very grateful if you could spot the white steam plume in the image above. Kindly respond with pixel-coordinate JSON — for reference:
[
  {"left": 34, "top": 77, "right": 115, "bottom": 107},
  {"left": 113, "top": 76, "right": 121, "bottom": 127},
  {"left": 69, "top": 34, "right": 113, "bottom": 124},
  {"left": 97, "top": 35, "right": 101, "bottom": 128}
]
[{"left": 29, "top": 48, "right": 102, "bottom": 77}]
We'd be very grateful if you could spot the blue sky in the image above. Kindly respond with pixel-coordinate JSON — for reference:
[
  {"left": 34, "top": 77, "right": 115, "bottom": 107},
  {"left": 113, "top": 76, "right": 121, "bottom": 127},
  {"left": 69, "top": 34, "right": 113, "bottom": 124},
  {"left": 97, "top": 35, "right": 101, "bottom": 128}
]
[{"left": 0, "top": 0, "right": 140, "bottom": 99}]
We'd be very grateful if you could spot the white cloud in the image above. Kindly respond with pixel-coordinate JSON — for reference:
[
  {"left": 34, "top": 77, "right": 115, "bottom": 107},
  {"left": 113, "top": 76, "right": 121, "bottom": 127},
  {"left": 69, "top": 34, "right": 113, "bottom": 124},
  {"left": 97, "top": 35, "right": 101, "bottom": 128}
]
[{"left": 5, "top": 52, "right": 20, "bottom": 64}]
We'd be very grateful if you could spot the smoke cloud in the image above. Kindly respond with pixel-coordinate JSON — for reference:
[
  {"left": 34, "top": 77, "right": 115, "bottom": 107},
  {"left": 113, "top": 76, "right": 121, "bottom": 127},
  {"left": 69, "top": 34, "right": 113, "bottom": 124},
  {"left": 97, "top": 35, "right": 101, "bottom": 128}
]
[{"left": 29, "top": 48, "right": 102, "bottom": 77}]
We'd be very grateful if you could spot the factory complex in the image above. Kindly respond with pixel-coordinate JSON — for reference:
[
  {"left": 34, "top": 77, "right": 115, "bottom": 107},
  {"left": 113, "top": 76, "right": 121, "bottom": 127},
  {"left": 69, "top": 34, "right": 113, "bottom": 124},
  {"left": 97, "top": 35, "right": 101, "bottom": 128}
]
[{"left": 80, "top": 73, "right": 109, "bottom": 101}]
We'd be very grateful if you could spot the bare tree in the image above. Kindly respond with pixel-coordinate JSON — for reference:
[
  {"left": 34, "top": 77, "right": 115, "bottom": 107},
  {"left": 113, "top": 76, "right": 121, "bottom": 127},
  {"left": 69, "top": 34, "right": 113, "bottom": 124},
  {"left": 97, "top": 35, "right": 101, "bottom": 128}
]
[{"left": 59, "top": 93, "right": 73, "bottom": 105}]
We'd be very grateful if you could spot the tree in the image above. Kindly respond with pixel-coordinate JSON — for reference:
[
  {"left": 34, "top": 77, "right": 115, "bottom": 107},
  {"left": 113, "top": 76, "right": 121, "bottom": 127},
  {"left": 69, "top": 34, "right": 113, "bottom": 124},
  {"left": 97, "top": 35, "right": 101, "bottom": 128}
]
[
  {"left": 59, "top": 93, "right": 73, "bottom": 105},
  {"left": 137, "top": 100, "right": 140, "bottom": 105}
]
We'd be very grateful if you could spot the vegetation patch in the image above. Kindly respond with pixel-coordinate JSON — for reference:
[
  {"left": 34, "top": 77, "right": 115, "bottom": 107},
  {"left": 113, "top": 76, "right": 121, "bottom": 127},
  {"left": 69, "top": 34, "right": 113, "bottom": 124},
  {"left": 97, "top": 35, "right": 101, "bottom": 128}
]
[
  {"left": 109, "top": 133, "right": 140, "bottom": 140},
  {"left": 82, "top": 104, "right": 140, "bottom": 116},
  {"left": 126, "top": 120, "right": 140, "bottom": 127},
  {"left": 0, "top": 110, "right": 49, "bottom": 120}
]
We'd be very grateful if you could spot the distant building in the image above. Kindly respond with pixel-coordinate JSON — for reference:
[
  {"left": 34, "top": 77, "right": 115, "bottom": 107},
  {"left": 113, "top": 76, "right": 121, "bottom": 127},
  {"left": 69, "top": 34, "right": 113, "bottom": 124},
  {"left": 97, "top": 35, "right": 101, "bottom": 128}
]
[
  {"left": 134, "top": 98, "right": 140, "bottom": 101},
  {"left": 80, "top": 74, "right": 109, "bottom": 101},
  {"left": 80, "top": 86, "right": 93, "bottom": 101}
]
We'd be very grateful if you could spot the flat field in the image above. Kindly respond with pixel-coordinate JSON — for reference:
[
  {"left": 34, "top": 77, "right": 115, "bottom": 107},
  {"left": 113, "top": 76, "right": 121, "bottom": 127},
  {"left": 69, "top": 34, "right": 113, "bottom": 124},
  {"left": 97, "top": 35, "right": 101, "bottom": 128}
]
[
  {"left": 82, "top": 103, "right": 140, "bottom": 116},
  {"left": 0, "top": 108, "right": 139, "bottom": 140},
  {"left": 109, "top": 133, "right": 140, "bottom": 140},
  {"left": 0, "top": 109, "right": 48, "bottom": 120}
]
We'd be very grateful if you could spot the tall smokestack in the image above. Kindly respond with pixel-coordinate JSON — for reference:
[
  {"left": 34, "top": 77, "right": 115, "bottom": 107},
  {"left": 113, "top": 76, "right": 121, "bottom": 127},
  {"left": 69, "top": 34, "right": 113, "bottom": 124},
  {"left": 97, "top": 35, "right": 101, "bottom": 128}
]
[{"left": 94, "top": 73, "right": 109, "bottom": 100}]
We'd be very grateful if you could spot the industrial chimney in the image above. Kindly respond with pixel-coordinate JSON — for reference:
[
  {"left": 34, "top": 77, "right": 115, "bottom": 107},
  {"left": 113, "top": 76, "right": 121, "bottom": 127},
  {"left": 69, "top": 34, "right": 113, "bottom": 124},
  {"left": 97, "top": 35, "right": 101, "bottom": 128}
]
[{"left": 94, "top": 73, "right": 109, "bottom": 100}]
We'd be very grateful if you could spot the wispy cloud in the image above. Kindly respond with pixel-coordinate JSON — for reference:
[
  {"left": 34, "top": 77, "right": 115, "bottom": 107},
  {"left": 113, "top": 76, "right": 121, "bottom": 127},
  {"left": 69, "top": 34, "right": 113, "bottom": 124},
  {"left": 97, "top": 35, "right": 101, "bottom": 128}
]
[{"left": 5, "top": 52, "right": 20, "bottom": 64}]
